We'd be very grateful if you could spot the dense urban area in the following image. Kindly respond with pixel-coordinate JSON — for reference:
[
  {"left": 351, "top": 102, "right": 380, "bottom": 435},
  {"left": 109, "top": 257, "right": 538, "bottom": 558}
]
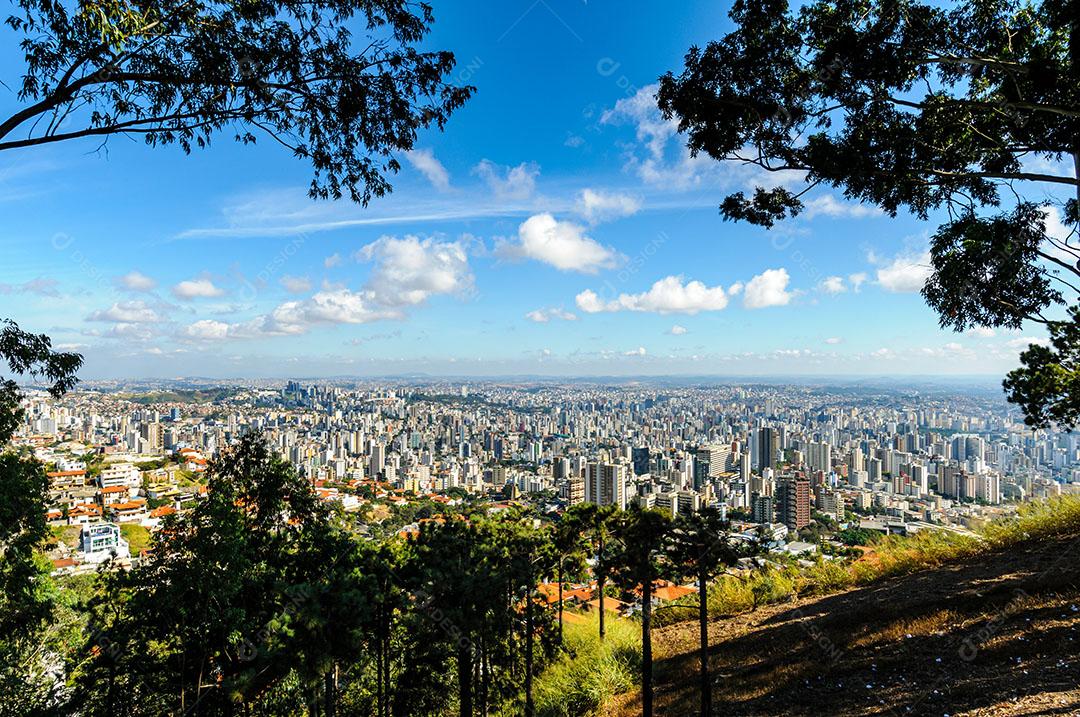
[{"left": 22, "top": 379, "right": 1066, "bottom": 574}]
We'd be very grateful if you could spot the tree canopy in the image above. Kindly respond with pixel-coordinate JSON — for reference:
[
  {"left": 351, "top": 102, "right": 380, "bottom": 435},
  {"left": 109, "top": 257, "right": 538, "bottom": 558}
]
[
  {"left": 1, "top": 0, "right": 474, "bottom": 204},
  {"left": 658, "top": 0, "right": 1080, "bottom": 428}
]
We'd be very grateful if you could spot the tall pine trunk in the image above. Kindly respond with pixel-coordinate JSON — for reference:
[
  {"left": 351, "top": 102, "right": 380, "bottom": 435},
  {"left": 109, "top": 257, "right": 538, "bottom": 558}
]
[
  {"left": 598, "top": 533, "right": 606, "bottom": 641},
  {"left": 698, "top": 568, "right": 711, "bottom": 717},
  {"left": 525, "top": 579, "right": 535, "bottom": 717},
  {"left": 642, "top": 579, "right": 654, "bottom": 717},
  {"left": 557, "top": 561, "right": 564, "bottom": 646},
  {"left": 458, "top": 642, "right": 473, "bottom": 717}
]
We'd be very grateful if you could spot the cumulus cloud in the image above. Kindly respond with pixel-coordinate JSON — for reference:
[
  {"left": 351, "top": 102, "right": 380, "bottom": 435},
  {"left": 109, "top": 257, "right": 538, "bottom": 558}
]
[
  {"left": 848, "top": 272, "right": 868, "bottom": 292},
  {"left": 874, "top": 251, "right": 932, "bottom": 293},
  {"left": 818, "top": 276, "right": 846, "bottom": 294},
  {"left": 824, "top": 337, "right": 843, "bottom": 345},
  {"left": 182, "top": 236, "right": 473, "bottom": 342},
  {"left": 473, "top": 159, "right": 539, "bottom": 200},
  {"left": 743, "top": 268, "right": 794, "bottom": 308},
  {"left": 356, "top": 235, "right": 473, "bottom": 307},
  {"left": 87, "top": 300, "right": 161, "bottom": 323},
  {"left": 576, "top": 189, "right": 641, "bottom": 223},
  {"left": 576, "top": 276, "right": 732, "bottom": 314},
  {"left": 172, "top": 277, "right": 225, "bottom": 299},
  {"left": 668, "top": 324, "right": 688, "bottom": 335},
  {"left": 624, "top": 346, "right": 647, "bottom": 357},
  {"left": 324, "top": 253, "right": 342, "bottom": 268},
  {"left": 497, "top": 213, "right": 620, "bottom": 273},
  {"left": 280, "top": 275, "right": 312, "bottom": 294},
  {"left": 184, "top": 319, "right": 231, "bottom": 340},
  {"left": 966, "top": 326, "right": 996, "bottom": 338},
  {"left": 526, "top": 308, "right": 578, "bottom": 323},
  {"left": 405, "top": 149, "right": 451, "bottom": 192},
  {"left": 186, "top": 289, "right": 400, "bottom": 341},
  {"left": 116, "top": 271, "right": 156, "bottom": 292}
]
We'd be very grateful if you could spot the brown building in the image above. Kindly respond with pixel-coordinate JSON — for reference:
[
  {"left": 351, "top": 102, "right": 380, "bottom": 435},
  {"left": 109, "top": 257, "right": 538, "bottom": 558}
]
[{"left": 777, "top": 476, "right": 810, "bottom": 531}]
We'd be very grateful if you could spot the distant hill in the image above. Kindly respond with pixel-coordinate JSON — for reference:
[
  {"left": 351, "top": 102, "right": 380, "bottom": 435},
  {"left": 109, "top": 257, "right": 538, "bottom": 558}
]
[{"left": 607, "top": 513, "right": 1080, "bottom": 716}]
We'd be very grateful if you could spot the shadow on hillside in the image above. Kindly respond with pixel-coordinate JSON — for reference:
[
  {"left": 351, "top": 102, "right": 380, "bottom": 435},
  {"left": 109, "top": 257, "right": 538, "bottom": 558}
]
[{"left": 636, "top": 533, "right": 1080, "bottom": 717}]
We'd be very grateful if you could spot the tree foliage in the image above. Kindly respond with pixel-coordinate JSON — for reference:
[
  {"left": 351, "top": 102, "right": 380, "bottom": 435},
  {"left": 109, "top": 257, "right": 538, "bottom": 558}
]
[
  {"left": 0, "top": 321, "right": 82, "bottom": 713},
  {"left": 658, "top": 0, "right": 1080, "bottom": 428},
  {"left": 2, "top": 0, "right": 474, "bottom": 204}
]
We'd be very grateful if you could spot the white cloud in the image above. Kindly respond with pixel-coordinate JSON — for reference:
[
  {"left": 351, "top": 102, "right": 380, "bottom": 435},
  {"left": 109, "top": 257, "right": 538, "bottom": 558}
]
[
  {"left": 818, "top": 276, "right": 846, "bottom": 294},
  {"left": 273, "top": 289, "right": 394, "bottom": 327},
  {"left": 87, "top": 300, "right": 161, "bottom": 323},
  {"left": 824, "top": 337, "right": 842, "bottom": 345},
  {"left": 172, "top": 277, "right": 225, "bottom": 299},
  {"left": 601, "top": 84, "right": 808, "bottom": 192},
  {"left": 185, "top": 281, "right": 417, "bottom": 341},
  {"left": 356, "top": 235, "right": 473, "bottom": 307},
  {"left": 874, "top": 251, "right": 932, "bottom": 293},
  {"left": 324, "top": 253, "right": 342, "bottom": 268},
  {"left": 576, "top": 189, "right": 641, "bottom": 223},
  {"left": 848, "top": 272, "right": 868, "bottom": 293},
  {"left": 280, "top": 275, "right": 312, "bottom": 294},
  {"left": 97, "top": 323, "right": 158, "bottom": 341},
  {"left": 497, "top": 213, "right": 620, "bottom": 273},
  {"left": 743, "top": 268, "right": 794, "bottom": 309},
  {"left": 727, "top": 282, "right": 744, "bottom": 296},
  {"left": 1007, "top": 336, "right": 1050, "bottom": 350},
  {"left": 602, "top": 84, "right": 674, "bottom": 161},
  {"left": 472, "top": 159, "right": 539, "bottom": 200},
  {"left": 966, "top": 326, "right": 996, "bottom": 338},
  {"left": 668, "top": 324, "right": 688, "bottom": 335},
  {"left": 624, "top": 346, "right": 647, "bottom": 357},
  {"left": 802, "top": 195, "right": 882, "bottom": 219},
  {"left": 184, "top": 319, "right": 231, "bottom": 340},
  {"left": 405, "top": 149, "right": 451, "bottom": 192},
  {"left": 526, "top": 308, "right": 577, "bottom": 323},
  {"left": 576, "top": 276, "right": 732, "bottom": 314},
  {"left": 116, "top": 271, "right": 156, "bottom": 292}
]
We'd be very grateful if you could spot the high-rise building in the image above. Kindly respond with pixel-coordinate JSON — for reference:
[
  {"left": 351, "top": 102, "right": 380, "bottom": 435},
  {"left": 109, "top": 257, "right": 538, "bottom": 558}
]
[
  {"left": 776, "top": 477, "right": 810, "bottom": 531},
  {"left": 565, "top": 474, "right": 585, "bottom": 505},
  {"left": 585, "top": 462, "right": 627, "bottom": 509},
  {"left": 751, "top": 493, "right": 774, "bottom": 524},
  {"left": 755, "top": 427, "right": 779, "bottom": 473},
  {"left": 632, "top": 447, "right": 650, "bottom": 476}
]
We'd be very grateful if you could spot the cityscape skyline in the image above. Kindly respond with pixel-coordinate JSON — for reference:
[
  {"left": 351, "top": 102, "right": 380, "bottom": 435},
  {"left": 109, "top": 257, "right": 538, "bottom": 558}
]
[{"left": 1, "top": 1, "right": 1065, "bottom": 380}]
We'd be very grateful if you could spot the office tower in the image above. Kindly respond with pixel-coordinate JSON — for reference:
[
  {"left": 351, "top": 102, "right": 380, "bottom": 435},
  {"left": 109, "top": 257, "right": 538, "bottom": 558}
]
[
  {"left": 776, "top": 477, "right": 810, "bottom": 531},
  {"left": 755, "top": 427, "right": 779, "bottom": 473},
  {"left": 632, "top": 447, "right": 650, "bottom": 476}
]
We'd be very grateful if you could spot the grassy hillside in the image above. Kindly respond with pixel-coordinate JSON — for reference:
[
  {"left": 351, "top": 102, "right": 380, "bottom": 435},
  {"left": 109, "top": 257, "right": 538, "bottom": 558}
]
[
  {"left": 499, "top": 611, "right": 640, "bottom": 717},
  {"left": 606, "top": 496, "right": 1080, "bottom": 716}
]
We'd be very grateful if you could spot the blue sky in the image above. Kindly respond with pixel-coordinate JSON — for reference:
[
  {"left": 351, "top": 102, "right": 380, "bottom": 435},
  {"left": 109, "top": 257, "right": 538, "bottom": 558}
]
[{"left": 0, "top": 0, "right": 1059, "bottom": 379}]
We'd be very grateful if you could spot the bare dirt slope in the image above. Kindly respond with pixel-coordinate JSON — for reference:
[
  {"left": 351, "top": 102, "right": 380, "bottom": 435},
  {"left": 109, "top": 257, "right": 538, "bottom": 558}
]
[{"left": 608, "top": 532, "right": 1080, "bottom": 716}]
